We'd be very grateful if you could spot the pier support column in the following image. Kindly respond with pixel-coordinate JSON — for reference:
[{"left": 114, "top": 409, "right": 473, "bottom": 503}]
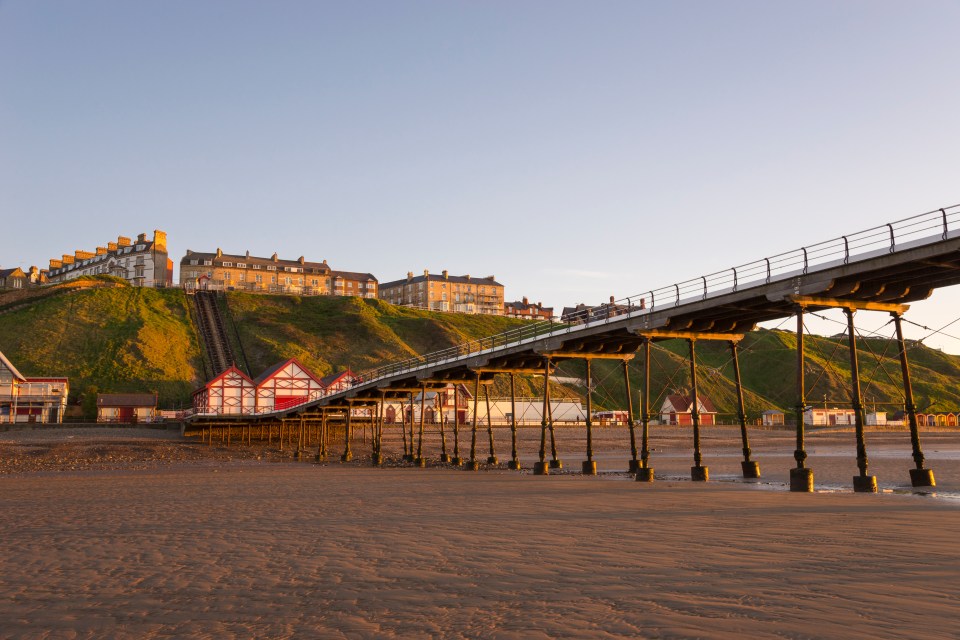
[
  {"left": 316, "top": 410, "right": 327, "bottom": 461},
  {"left": 636, "top": 339, "right": 654, "bottom": 482},
  {"left": 451, "top": 384, "right": 463, "bottom": 466},
  {"left": 548, "top": 374, "right": 562, "bottom": 470},
  {"left": 623, "top": 359, "right": 639, "bottom": 474},
  {"left": 439, "top": 393, "right": 450, "bottom": 463},
  {"left": 730, "top": 340, "right": 760, "bottom": 478},
  {"left": 405, "top": 393, "right": 415, "bottom": 462},
  {"left": 845, "top": 309, "right": 877, "bottom": 493},
  {"left": 294, "top": 417, "right": 304, "bottom": 460},
  {"left": 372, "top": 397, "right": 384, "bottom": 466},
  {"left": 791, "top": 308, "right": 814, "bottom": 492},
  {"left": 415, "top": 384, "right": 427, "bottom": 467},
  {"left": 582, "top": 359, "right": 597, "bottom": 475},
  {"left": 508, "top": 373, "right": 521, "bottom": 470},
  {"left": 341, "top": 407, "right": 353, "bottom": 462},
  {"left": 534, "top": 358, "right": 551, "bottom": 475},
  {"left": 893, "top": 312, "right": 935, "bottom": 487},
  {"left": 468, "top": 374, "right": 480, "bottom": 471},
  {"left": 485, "top": 383, "right": 498, "bottom": 465},
  {"left": 688, "top": 339, "right": 708, "bottom": 481}
]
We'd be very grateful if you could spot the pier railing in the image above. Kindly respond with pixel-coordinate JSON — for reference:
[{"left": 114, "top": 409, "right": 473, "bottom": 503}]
[{"left": 345, "top": 204, "right": 960, "bottom": 389}]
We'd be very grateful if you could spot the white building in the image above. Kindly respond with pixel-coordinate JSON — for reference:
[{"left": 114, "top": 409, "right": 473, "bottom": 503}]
[
  {"left": 0, "top": 351, "right": 68, "bottom": 424},
  {"left": 46, "top": 231, "right": 172, "bottom": 288}
]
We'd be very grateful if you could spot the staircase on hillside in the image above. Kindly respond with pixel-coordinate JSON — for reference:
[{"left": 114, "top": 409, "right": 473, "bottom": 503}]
[{"left": 193, "top": 291, "right": 235, "bottom": 376}]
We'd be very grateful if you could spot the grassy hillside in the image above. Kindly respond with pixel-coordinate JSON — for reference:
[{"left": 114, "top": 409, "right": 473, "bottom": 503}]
[
  {"left": 3, "top": 282, "right": 960, "bottom": 417},
  {"left": 0, "top": 281, "right": 204, "bottom": 407}
]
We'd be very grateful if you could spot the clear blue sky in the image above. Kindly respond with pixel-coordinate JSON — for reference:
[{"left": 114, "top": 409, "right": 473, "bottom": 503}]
[{"left": 2, "top": 1, "right": 959, "bottom": 350}]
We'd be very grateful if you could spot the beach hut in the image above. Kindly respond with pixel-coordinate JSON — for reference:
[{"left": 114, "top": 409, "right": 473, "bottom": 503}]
[
  {"left": 659, "top": 394, "right": 717, "bottom": 426},
  {"left": 192, "top": 365, "right": 256, "bottom": 415},
  {"left": 254, "top": 358, "right": 326, "bottom": 412},
  {"left": 97, "top": 393, "right": 158, "bottom": 423}
]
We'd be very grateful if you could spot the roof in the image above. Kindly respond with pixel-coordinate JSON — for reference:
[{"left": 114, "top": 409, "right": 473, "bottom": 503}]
[
  {"left": 97, "top": 393, "right": 157, "bottom": 407},
  {"left": 380, "top": 273, "right": 502, "bottom": 289},
  {"left": 331, "top": 270, "right": 378, "bottom": 282},
  {"left": 320, "top": 369, "right": 360, "bottom": 388},
  {"left": 762, "top": 409, "right": 785, "bottom": 415},
  {"left": 193, "top": 364, "right": 255, "bottom": 397},
  {"left": 0, "top": 350, "right": 26, "bottom": 382},
  {"left": 663, "top": 394, "right": 717, "bottom": 413},
  {"left": 0, "top": 267, "right": 26, "bottom": 279},
  {"left": 253, "top": 358, "right": 325, "bottom": 387},
  {"left": 182, "top": 250, "right": 331, "bottom": 273}
]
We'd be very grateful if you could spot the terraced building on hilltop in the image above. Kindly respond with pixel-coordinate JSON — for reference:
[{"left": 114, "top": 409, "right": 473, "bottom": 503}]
[{"left": 179, "top": 249, "right": 378, "bottom": 298}]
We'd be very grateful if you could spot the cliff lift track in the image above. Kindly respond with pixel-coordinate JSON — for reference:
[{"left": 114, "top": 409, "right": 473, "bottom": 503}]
[{"left": 193, "top": 290, "right": 235, "bottom": 376}]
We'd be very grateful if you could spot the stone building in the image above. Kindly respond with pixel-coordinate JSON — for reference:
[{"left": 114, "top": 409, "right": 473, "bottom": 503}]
[
  {"left": 0, "top": 350, "right": 68, "bottom": 424},
  {"left": 379, "top": 269, "right": 504, "bottom": 315},
  {"left": 46, "top": 231, "right": 172, "bottom": 288},
  {"left": 180, "top": 249, "right": 377, "bottom": 298},
  {"left": 504, "top": 297, "right": 553, "bottom": 320}
]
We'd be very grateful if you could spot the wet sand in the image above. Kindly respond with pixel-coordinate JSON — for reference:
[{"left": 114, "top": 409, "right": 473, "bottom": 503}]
[{"left": 2, "top": 426, "right": 959, "bottom": 638}]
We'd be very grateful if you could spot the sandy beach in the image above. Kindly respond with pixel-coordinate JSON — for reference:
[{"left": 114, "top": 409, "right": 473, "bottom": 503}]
[{"left": 2, "top": 425, "right": 959, "bottom": 639}]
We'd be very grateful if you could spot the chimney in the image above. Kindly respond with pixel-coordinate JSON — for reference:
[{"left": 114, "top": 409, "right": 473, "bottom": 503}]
[
  {"left": 96, "top": 247, "right": 107, "bottom": 256},
  {"left": 49, "top": 259, "right": 62, "bottom": 269},
  {"left": 407, "top": 271, "right": 413, "bottom": 281},
  {"left": 216, "top": 248, "right": 223, "bottom": 258},
  {"left": 610, "top": 295, "right": 615, "bottom": 303},
  {"left": 245, "top": 250, "right": 250, "bottom": 259},
  {"left": 152, "top": 230, "right": 167, "bottom": 251},
  {"left": 522, "top": 296, "right": 528, "bottom": 306},
  {"left": 117, "top": 236, "right": 131, "bottom": 247},
  {"left": 298, "top": 256, "right": 305, "bottom": 265},
  {"left": 62, "top": 254, "right": 74, "bottom": 265},
  {"left": 442, "top": 270, "right": 448, "bottom": 279},
  {"left": 424, "top": 269, "right": 429, "bottom": 278},
  {"left": 465, "top": 274, "right": 471, "bottom": 281},
  {"left": 272, "top": 252, "right": 278, "bottom": 262},
  {"left": 137, "top": 233, "right": 147, "bottom": 243},
  {"left": 108, "top": 242, "right": 118, "bottom": 252},
  {"left": 537, "top": 301, "right": 542, "bottom": 309}
]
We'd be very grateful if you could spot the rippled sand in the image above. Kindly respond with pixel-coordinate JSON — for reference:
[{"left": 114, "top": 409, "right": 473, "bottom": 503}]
[{"left": 1, "top": 426, "right": 959, "bottom": 638}]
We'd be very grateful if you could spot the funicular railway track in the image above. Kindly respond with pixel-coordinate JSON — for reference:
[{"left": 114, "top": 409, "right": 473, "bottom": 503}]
[{"left": 193, "top": 290, "right": 235, "bottom": 376}]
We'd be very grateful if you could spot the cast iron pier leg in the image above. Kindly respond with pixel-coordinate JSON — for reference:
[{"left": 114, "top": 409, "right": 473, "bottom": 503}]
[
  {"left": 534, "top": 358, "right": 551, "bottom": 475},
  {"left": 623, "top": 359, "right": 639, "bottom": 474},
  {"left": 508, "top": 373, "right": 521, "bottom": 470},
  {"left": 416, "top": 384, "right": 427, "bottom": 467},
  {"left": 485, "top": 383, "right": 498, "bottom": 464},
  {"left": 451, "top": 384, "right": 463, "bottom": 466},
  {"left": 730, "top": 340, "right": 760, "bottom": 478},
  {"left": 689, "top": 339, "right": 708, "bottom": 481},
  {"left": 892, "top": 312, "right": 935, "bottom": 487},
  {"left": 582, "top": 359, "right": 597, "bottom": 475},
  {"left": 790, "top": 308, "right": 814, "bottom": 492},
  {"left": 637, "top": 339, "right": 654, "bottom": 482},
  {"left": 845, "top": 308, "right": 877, "bottom": 493},
  {"left": 468, "top": 374, "right": 480, "bottom": 471},
  {"left": 439, "top": 394, "right": 450, "bottom": 463},
  {"left": 341, "top": 407, "right": 353, "bottom": 462},
  {"left": 372, "top": 397, "right": 384, "bottom": 466}
]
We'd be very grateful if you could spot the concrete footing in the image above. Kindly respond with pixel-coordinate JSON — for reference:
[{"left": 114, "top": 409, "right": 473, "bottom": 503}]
[
  {"left": 910, "top": 468, "right": 936, "bottom": 487},
  {"left": 691, "top": 466, "right": 709, "bottom": 482},
  {"left": 549, "top": 459, "right": 563, "bottom": 470},
  {"left": 487, "top": 456, "right": 498, "bottom": 465},
  {"left": 628, "top": 459, "right": 640, "bottom": 473},
  {"left": 341, "top": 452, "right": 353, "bottom": 462},
  {"left": 414, "top": 457, "right": 426, "bottom": 468},
  {"left": 439, "top": 454, "right": 450, "bottom": 463},
  {"left": 466, "top": 460, "right": 479, "bottom": 471},
  {"left": 508, "top": 459, "right": 521, "bottom": 470},
  {"left": 635, "top": 467, "right": 654, "bottom": 482},
  {"left": 790, "top": 467, "right": 814, "bottom": 492},
  {"left": 582, "top": 460, "right": 597, "bottom": 475},
  {"left": 533, "top": 461, "right": 549, "bottom": 475},
  {"left": 853, "top": 475, "right": 878, "bottom": 493},
  {"left": 450, "top": 456, "right": 463, "bottom": 466},
  {"left": 741, "top": 460, "right": 761, "bottom": 478}
]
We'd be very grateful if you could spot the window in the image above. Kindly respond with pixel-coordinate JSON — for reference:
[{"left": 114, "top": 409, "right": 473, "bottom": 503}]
[
  {"left": 267, "top": 266, "right": 276, "bottom": 271},
  {"left": 255, "top": 274, "right": 263, "bottom": 283},
  {"left": 236, "top": 263, "right": 246, "bottom": 269},
  {"left": 203, "top": 260, "right": 212, "bottom": 266},
  {"left": 222, "top": 262, "right": 233, "bottom": 267},
  {"left": 252, "top": 264, "right": 261, "bottom": 270}
]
